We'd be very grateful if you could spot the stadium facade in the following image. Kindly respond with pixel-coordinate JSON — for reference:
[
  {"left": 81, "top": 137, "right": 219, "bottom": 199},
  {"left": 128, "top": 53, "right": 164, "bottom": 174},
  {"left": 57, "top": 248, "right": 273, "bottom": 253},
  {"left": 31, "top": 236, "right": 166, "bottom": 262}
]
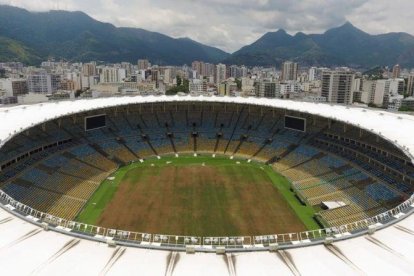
[{"left": 1, "top": 95, "right": 414, "bottom": 274}]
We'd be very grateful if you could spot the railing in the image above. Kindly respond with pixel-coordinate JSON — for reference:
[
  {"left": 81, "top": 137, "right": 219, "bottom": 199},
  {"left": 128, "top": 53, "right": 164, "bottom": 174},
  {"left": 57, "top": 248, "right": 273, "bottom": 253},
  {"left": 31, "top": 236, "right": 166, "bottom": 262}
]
[{"left": 0, "top": 189, "right": 413, "bottom": 252}]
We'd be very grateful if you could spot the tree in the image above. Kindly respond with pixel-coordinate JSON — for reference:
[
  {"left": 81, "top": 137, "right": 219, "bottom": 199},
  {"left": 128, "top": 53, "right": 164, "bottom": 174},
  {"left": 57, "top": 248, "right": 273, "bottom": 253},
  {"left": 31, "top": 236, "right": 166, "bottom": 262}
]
[
  {"left": 166, "top": 77, "right": 190, "bottom": 95},
  {"left": 235, "top": 78, "right": 242, "bottom": 90},
  {"left": 399, "top": 106, "right": 414, "bottom": 112},
  {"left": 75, "top": 89, "right": 83, "bottom": 97}
]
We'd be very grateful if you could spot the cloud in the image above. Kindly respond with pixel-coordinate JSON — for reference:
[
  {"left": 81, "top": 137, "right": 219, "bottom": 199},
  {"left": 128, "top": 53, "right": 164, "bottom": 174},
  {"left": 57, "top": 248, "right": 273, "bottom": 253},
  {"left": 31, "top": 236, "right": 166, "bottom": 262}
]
[{"left": 0, "top": 0, "right": 413, "bottom": 53}]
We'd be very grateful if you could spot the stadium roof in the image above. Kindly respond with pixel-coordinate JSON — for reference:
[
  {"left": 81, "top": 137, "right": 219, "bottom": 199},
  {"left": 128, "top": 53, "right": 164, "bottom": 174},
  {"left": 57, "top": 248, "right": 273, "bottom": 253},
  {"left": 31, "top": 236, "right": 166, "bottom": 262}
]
[
  {"left": 1, "top": 95, "right": 414, "bottom": 162},
  {"left": 0, "top": 206, "right": 414, "bottom": 274}
]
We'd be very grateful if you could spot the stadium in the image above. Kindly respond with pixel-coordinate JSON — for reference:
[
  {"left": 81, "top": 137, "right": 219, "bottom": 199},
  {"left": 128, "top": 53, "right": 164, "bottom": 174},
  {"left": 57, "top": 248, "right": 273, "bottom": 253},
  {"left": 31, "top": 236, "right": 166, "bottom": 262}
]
[{"left": 1, "top": 95, "right": 414, "bottom": 275}]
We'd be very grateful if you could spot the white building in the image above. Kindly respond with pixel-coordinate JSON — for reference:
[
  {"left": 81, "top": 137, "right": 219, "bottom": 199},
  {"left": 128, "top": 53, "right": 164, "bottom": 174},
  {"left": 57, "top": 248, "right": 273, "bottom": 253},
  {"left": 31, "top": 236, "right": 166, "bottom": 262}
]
[
  {"left": 241, "top": 77, "right": 255, "bottom": 93},
  {"left": 321, "top": 70, "right": 355, "bottom": 104},
  {"left": 118, "top": 68, "right": 127, "bottom": 82},
  {"left": 389, "top": 78, "right": 405, "bottom": 95},
  {"left": 373, "top": 79, "right": 404, "bottom": 108},
  {"left": 163, "top": 68, "right": 172, "bottom": 84},
  {"left": 189, "top": 79, "right": 206, "bottom": 95},
  {"left": 309, "top": 67, "right": 317, "bottom": 81},
  {"left": 27, "top": 70, "right": 61, "bottom": 94},
  {"left": 100, "top": 67, "right": 121, "bottom": 83},
  {"left": 361, "top": 80, "right": 375, "bottom": 105},
  {"left": 280, "top": 81, "right": 300, "bottom": 96}
]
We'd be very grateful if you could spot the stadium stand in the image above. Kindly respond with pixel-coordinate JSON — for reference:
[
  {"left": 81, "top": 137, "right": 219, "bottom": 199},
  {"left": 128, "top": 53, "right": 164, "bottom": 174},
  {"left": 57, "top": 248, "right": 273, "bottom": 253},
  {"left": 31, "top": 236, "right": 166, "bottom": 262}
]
[{"left": 0, "top": 101, "right": 413, "bottom": 228}]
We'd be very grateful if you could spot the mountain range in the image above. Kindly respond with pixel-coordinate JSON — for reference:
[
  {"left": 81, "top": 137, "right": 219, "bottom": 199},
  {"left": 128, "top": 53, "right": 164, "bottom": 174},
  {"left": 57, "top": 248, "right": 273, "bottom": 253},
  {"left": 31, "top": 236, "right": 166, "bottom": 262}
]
[
  {"left": 225, "top": 22, "right": 414, "bottom": 68},
  {"left": 0, "top": 5, "right": 229, "bottom": 65},
  {"left": 1, "top": 5, "right": 414, "bottom": 68}
]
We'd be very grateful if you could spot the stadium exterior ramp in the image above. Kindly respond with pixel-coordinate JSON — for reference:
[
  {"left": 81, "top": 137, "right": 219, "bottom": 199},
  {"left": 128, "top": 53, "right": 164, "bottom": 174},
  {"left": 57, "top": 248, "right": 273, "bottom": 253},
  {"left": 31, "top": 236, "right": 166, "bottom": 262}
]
[{"left": 1, "top": 96, "right": 414, "bottom": 274}]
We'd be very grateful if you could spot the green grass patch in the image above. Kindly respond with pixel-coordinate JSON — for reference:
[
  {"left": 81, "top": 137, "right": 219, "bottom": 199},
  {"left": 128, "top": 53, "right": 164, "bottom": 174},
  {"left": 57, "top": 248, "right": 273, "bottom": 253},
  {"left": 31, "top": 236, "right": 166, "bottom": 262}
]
[
  {"left": 76, "top": 166, "right": 130, "bottom": 224},
  {"left": 261, "top": 165, "right": 320, "bottom": 230}
]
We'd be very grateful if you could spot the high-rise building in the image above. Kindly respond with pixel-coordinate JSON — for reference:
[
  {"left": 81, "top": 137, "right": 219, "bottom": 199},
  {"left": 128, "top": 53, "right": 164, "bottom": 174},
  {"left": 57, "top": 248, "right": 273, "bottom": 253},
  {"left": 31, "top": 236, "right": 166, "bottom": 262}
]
[
  {"left": 374, "top": 79, "right": 390, "bottom": 106},
  {"left": 280, "top": 81, "right": 300, "bottom": 96},
  {"left": 255, "top": 81, "right": 280, "bottom": 98},
  {"left": 60, "top": 79, "right": 76, "bottom": 91},
  {"left": 388, "top": 78, "right": 405, "bottom": 95},
  {"left": 407, "top": 75, "right": 414, "bottom": 96},
  {"left": 118, "top": 68, "right": 127, "bottom": 81},
  {"left": 27, "top": 70, "right": 61, "bottom": 94},
  {"left": 378, "top": 78, "right": 405, "bottom": 109},
  {"left": 218, "top": 80, "right": 238, "bottom": 96},
  {"left": 163, "top": 68, "right": 172, "bottom": 84},
  {"left": 241, "top": 77, "right": 255, "bottom": 93},
  {"left": 120, "top": 62, "right": 133, "bottom": 77},
  {"left": 215, "top": 64, "right": 227, "bottom": 84},
  {"left": 192, "top": 61, "right": 203, "bottom": 77},
  {"left": 229, "top": 65, "right": 246, "bottom": 79},
  {"left": 82, "top": 63, "right": 96, "bottom": 76},
  {"left": 151, "top": 70, "right": 159, "bottom": 88},
  {"left": 281, "top": 61, "right": 298, "bottom": 81},
  {"left": 392, "top": 64, "right": 401, "bottom": 78},
  {"left": 362, "top": 79, "right": 377, "bottom": 104},
  {"left": 202, "top": 63, "right": 215, "bottom": 78},
  {"left": 321, "top": 70, "right": 355, "bottom": 104},
  {"left": 189, "top": 79, "right": 207, "bottom": 94},
  {"left": 138, "top": 59, "right": 150, "bottom": 70},
  {"left": 309, "top": 67, "right": 317, "bottom": 81},
  {"left": 100, "top": 67, "right": 120, "bottom": 83},
  {"left": 0, "top": 78, "right": 28, "bottom": 96}
]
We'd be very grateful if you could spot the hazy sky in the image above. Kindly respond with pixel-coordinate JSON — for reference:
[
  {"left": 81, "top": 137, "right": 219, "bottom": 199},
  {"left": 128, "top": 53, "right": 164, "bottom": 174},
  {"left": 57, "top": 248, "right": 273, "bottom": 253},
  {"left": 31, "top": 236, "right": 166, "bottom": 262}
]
[{"left": 1, "top": 0, "right": 413, "bottom": 53}]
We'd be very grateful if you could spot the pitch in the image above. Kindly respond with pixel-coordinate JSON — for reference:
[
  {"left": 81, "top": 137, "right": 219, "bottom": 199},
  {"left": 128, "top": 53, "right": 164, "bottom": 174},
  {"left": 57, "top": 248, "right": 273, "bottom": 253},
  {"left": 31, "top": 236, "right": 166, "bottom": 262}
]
[{"left": 76, "top": 155, "right": 318, "bottom": 236}]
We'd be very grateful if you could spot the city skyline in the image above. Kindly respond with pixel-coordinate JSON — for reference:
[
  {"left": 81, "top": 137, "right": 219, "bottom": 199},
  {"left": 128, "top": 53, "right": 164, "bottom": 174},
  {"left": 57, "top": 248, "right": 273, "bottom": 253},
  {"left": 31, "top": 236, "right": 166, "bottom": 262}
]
[{"left": 1, "top": 0, "right": 413, "bottom": 52}]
